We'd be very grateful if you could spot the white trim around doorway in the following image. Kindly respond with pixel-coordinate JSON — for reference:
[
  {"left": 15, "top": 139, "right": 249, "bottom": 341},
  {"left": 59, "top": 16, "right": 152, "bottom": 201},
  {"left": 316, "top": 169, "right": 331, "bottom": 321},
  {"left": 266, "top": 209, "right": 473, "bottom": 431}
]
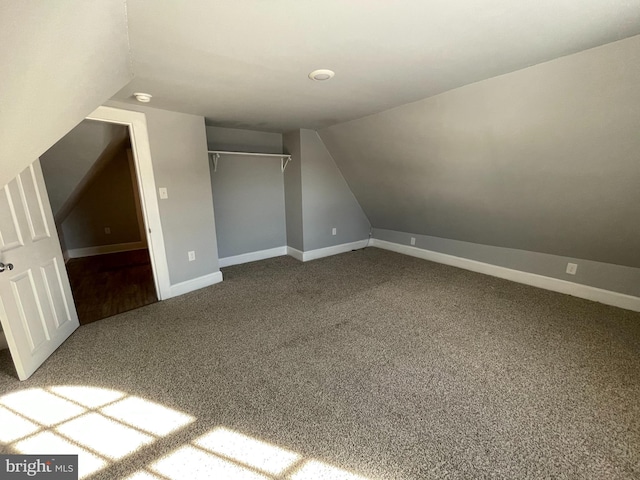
[{"left": 86, "top": 106, "right": 172, "bottom": 300}]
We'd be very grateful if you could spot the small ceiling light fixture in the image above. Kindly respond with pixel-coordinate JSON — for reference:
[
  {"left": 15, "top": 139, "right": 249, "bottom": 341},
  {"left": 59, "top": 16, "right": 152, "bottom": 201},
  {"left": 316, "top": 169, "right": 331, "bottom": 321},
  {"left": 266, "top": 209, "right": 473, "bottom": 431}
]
[
  {"left": 133, "top": 92, "right": 152, "bottom": 103},
  {"left": 308, "top": 69, "right": 335, "bottom": 81}
]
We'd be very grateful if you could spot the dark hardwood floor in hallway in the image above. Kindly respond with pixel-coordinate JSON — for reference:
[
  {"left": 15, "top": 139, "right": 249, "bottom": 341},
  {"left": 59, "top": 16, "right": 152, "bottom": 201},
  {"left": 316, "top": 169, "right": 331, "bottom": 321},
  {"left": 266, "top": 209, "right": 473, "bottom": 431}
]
[{"left": 66, "top": 249, "right": 158, "bottom": 325}]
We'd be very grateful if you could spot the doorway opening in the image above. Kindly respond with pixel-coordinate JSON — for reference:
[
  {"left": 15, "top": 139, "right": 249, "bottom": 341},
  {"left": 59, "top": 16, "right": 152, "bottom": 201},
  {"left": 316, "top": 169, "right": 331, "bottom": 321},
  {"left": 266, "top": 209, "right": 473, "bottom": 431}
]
[
  {"left": 41, "top": 120, "right": 156, "bottom": 324},
  {"left": 0, "top": 106, "right": 170, "bottom": 379}
]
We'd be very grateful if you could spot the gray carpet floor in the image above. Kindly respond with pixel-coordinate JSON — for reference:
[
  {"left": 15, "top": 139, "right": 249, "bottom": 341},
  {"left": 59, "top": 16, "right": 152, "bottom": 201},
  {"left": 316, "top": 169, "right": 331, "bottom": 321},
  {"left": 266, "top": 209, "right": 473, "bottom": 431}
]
[{"left": 1, "top": 248, "right": 639, "bottom": 479}]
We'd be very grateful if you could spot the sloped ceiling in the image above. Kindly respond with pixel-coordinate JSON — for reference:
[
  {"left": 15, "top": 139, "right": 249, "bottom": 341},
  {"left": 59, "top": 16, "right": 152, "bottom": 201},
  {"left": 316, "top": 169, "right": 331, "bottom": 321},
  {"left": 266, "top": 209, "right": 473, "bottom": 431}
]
[
  {"left": 113, "top": 0, "right": 640, "bottom": 132},
  {"left": 40, "top": 120, "right": 128, "bottom": 215},
  {"left": 0, "top": 1, "right": 132, "bottom": 188},
  {"left": 319, "top": 36, "right": 640, "bottom": 268}
]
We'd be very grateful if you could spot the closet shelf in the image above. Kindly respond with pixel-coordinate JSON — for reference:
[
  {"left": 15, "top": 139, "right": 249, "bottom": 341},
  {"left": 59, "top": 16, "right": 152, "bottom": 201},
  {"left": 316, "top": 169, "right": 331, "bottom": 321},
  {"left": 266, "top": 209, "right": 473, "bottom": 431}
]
[{"left": 208, "top": 150, "right": 292, "bottom": 172}]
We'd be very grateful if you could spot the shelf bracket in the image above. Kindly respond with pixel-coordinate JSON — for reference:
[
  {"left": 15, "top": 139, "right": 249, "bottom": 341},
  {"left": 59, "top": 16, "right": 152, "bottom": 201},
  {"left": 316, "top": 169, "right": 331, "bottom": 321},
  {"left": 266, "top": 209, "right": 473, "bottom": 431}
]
[
  {"left": 281, "top": 156, "right": 291, "bottom": 172},
  {"left": 210, "top": 152, "right": 220, "bottom": 172}
]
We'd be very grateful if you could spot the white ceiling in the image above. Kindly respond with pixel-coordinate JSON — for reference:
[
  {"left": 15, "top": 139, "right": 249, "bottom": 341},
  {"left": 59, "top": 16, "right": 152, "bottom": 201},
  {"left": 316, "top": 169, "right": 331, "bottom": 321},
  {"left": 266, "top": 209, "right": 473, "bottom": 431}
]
[{"left": 112, "top": 0, "right": 640, "bottom": 132}]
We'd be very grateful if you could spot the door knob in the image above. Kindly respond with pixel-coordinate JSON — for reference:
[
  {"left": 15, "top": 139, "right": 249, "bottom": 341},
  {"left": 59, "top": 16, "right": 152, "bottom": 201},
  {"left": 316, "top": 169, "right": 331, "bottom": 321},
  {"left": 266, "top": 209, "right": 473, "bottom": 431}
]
[{"left": 0, "top": 263, "right": 13, "bottom": 273}]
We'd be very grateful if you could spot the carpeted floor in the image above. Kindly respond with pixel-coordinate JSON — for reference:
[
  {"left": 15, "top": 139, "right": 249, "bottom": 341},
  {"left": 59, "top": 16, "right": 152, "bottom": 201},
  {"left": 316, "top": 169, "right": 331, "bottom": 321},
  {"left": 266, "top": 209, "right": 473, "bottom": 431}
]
[{"left": 0, "top": 248, "right": 639, "bottom": 479}]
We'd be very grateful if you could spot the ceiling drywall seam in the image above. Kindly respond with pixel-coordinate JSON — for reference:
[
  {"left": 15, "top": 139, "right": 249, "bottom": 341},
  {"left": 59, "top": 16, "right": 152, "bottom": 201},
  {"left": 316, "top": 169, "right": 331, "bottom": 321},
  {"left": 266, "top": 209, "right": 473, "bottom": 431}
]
[{"left": 123, "top": 0, "right": 134, "bottom": 79}]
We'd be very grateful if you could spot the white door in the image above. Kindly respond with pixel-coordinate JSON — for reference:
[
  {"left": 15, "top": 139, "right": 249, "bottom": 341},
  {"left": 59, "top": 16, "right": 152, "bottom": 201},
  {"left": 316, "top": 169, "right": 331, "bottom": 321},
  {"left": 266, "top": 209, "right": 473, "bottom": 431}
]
[{"left": 0, "top": 159, "right": 79, "bottom": 380}]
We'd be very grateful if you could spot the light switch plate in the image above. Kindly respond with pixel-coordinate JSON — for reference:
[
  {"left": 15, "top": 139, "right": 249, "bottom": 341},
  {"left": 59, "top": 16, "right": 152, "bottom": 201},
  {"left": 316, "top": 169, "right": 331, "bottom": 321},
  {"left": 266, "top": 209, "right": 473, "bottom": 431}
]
[{"left": 159, "top": 187, "right": 168, "bottom": 199}]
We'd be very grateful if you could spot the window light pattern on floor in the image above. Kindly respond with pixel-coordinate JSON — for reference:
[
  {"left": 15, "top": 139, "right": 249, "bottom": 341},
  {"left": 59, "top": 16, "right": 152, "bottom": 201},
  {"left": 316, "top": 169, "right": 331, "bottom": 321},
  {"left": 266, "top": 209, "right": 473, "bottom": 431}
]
[
  {"left": 0, "top": 386, "right": 195, "bottom": 478},
  {"left": 146, "top": 427, "right": 370, "bottom": 480},
  {"left": 0, "top": 386, "right": 371, "bottom": 480}
]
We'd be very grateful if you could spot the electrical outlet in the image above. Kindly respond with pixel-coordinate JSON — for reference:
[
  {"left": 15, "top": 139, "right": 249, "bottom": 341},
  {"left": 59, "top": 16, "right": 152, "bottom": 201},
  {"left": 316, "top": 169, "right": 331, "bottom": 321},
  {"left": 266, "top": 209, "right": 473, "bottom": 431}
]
[
  {"left": 104, "top": 227, "right": 111, "bottom": 234},
  {"left": 188, "top": 251, "right": 196, "bottom": 262},
  {"left": 566, "top": 262, "right": 578, "bottom": 275},
  {"left": 410, "top": 237, "right": 416, "bottom": 246},
  {"left": 159, "top": 187, "right": 168, "bottom": 199},
  {"left": 332, "top": 227, "right": 337, "bottom": 236}
]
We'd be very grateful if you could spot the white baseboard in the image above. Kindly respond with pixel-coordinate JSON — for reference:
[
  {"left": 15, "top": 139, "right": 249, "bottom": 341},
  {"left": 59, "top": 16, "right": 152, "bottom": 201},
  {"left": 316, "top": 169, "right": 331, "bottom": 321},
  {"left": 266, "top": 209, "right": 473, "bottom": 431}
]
[
  {"left": 287, "top": 246, "right": 304, "bottom": 262},
  {"left": 218, "top": 241, "right": 368, "bottom": 268},
  {"left": 302, "top": 239, "right": 369, "bottom": 261},
  {"left": 370, "top": 239, "right": 640, "bottom": 312},
  {"left": 167, "top": 271, "right": 223, "bottom": 298},
  {"left": 289, "top": 240, "right": 369, "bottom": 262},
  {"left": 219, "top": 246, "right": 287, "bottom": 268},
  {"left": 67, "top": 241, "right": 147, "bottom": 259}
]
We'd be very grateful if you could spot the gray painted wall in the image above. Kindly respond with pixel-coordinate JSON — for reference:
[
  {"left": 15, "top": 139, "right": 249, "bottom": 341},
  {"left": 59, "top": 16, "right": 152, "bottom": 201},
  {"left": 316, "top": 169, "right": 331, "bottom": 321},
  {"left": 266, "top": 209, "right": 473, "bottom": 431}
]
[
  {"left": 41, "top": 120, "right": 128, "bottom": 215},
  {"left": 283, "top": 131, "right": 304, "bottom": 251},
  {"left": 206, "top": 126, "right": 283, "bottom": 154},
  {"left": 299, "top": 130, "right": 371, "bottom": 251},
  {"left": 0, "top": 1, "right": 131, "bottom": 188},
  {"left": 375, "top": 229, "right": 640, "bottom": 297},
  {"left": 320, "top": 35, "right": 640, "bottom": 270},
  {"left": 106, "top": 101, "right": 220, "bottom": 285},
  {"left": 210, "top": 155, "right": 286, "bottom": 258},
  {"left": 206, "top": 127, "right": 287, "bottom": 258},
  {"left": 62, "top": 148, "right": 142, "bottom": 250}
]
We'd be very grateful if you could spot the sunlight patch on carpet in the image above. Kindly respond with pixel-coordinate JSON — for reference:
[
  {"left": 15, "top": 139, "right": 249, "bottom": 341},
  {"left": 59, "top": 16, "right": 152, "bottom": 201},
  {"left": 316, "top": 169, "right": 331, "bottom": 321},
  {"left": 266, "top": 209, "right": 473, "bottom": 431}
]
[
  {"left": 289, "top": 459, "right": 371, "bottom": 480},
  {"left": 150, "top": 445, "right": 270, "bottom": 480},
  {"left": 101, "top": 396, "right": 195, "bottom": 436},
  {"left": 0, "top": 386, "right": 195, "bottom": 478},
  {"left": 0, "top": 389, "right": 84, "bottom": 426},
  {"left": 1, "top": 387, "right": 371, "bottom": 480},
  {"left": 194, "top": 426, "right": 301, "bottom": 476}
]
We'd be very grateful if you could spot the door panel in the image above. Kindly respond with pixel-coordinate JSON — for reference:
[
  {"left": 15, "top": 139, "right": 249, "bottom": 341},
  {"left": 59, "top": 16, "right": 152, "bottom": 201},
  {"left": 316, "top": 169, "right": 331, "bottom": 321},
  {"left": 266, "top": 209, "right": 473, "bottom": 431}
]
[
  {"left": 0, "top": 186, "right": 24, "bottom": 251},
  {"left": 0, "top": 160, "right": 79, "bottom": 380},
  {"left": 41, "top": 258, "right": 73, "bottom": 329},
  {"left": 16, "top": 166, "right": 50, "bottom": 241},
  {"left": 12, "top": 270, "right": 49, "bottom": 349}
]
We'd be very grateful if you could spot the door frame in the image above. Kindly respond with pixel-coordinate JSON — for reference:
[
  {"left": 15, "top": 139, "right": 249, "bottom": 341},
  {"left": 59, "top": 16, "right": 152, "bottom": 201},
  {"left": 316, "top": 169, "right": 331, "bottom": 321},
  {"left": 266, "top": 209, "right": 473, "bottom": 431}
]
[{"left": 85, "top": 106, "right": 171, "bottom": 300}]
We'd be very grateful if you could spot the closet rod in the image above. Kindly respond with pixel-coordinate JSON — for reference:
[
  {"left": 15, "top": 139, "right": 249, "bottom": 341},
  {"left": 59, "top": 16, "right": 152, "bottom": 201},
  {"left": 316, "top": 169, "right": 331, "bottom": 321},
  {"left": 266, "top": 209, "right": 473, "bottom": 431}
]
[{"left": 208, "top": 150, "right": 292, "bottom": 172}]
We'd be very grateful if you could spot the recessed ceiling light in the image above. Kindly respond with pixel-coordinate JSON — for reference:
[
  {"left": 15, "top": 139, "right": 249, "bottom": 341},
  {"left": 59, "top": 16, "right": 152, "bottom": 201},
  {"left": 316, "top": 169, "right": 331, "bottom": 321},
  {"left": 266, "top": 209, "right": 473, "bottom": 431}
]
[
  {"left": 308, "top": 69, "right": 335, "bottom": 81},
  {"left": 133, "top": 92, "right": 152, "bottom": 103}
]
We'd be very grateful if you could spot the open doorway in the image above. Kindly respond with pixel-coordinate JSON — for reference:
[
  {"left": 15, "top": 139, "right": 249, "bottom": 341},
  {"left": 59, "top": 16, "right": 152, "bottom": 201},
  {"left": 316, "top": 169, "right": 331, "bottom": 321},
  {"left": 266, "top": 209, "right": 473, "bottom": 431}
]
[
  {"left": 41, "top": 120, "right": 157, "bottom": 324},
  {"left": 0, "top": 106, "right": 170, "bottom": 379}
]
